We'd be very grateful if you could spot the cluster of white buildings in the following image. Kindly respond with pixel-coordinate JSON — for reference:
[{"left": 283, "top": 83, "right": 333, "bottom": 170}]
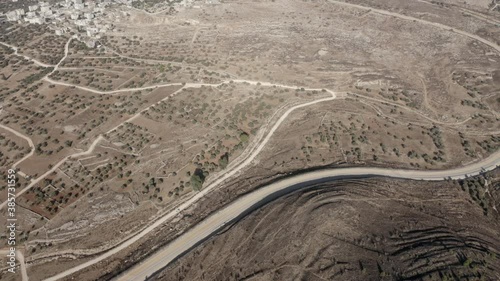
[{"left": 4, "top": 0, "right": 126, "bottom": 48}]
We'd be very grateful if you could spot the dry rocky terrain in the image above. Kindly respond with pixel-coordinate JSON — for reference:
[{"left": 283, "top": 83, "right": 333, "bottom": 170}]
[
  {"left": 0, "top": 0, "right": 499, "bottom": 280},
  {"left": 156, "top": 170, "right": 500, "bottom": 281}
]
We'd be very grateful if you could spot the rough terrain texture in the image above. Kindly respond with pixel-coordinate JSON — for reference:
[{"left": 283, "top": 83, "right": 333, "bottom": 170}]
[
  {"left": 156, "top": 171, "right": 500, "bottom": 281},
  {"left": 0, "top": 0, "right": 499, "bottom": 279}
]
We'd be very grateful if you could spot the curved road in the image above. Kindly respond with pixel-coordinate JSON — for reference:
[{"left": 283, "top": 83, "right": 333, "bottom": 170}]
[
  {"left": 1, "top": 1, "right": 497, "bottom": 277},
  {"left": 328, "top": 0, "right": 500, "bottom": 53},
  {"left": 115, "top": 150, "right": 500, "bottom": 281},
  {"left": 0, "top": 249, "right": 28, "bottom": 281},
  {"left": 0, "top": 135, "right": 104, "bottom": 210},
  {"left": 0, "top": 124, "right": 35, "bottom": 169},
  {"left": 0, "top": 42, "right": 54, "bottom": 68},
  {"left": 44, "top": 86, "right": 336, "bottom": 281},
  {"left": 41, "top": 79, "right": 498, "bottom": 281}
]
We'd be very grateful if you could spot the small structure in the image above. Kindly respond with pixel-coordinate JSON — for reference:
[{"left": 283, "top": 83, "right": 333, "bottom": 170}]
[
  {"left": 85, "top": 39, "right": 96, "bottom": 48},
  {"left": 6, "top": 9, "right": 24, "bottom": 21},
  {"left": 40, "top": 6, "right": 51, "bottom": 13},
  {"left": 86, "top": 27, "right": 98, "bottom": 36},
  {"left": 5, "top": 0, "right": 115, "bottom": 50},
  {"left": 28, "top": 5, "right": 39, "bottom": 11},
  {"left": 26, "top": 17, "right": 43, "bottom": 24},
  {"left": 6, "top": 11, "right": 20, "bottom": 21}
]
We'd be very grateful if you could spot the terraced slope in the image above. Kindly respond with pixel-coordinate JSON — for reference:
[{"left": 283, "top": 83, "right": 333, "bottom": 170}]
[{"left": 155, "top": 172, "right": 500, "bottom": 281}]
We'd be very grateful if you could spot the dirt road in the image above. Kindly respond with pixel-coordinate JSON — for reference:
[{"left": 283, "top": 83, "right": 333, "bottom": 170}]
[
  {"left": 0, "top": 249, "right": 28, "bottom": 281},
  {"left": 43, "top": 88, "right": 337, "bottom": 281},
  {"left": 328, "top": 0, "right": 500, "bottom": 53},
  {"left": 0, "top": 42, "right": 54, "bottom": 68},
  {"left": 0, "top": 124, "right": 35, "bottom": 169},
  {"left": 0, "top": 135, "right": 104, "bottom": 210}
]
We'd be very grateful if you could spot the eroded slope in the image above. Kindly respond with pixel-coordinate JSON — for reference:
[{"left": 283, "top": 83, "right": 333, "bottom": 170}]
[{"left": 156, "top": 171, "right": 500, "bottom": 281}]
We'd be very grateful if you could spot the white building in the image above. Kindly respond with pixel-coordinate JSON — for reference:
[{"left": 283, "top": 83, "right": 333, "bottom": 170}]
[
  {"left": 6, "top": 9, "right": 24, "bottom": 21},
  {"left": 75, "top": 3, "right": 84, "bottom": 9},
  {"left": 43, "top": 10, "right": 53, "bottom": 17},
  {"left": 98, "top": 26, "right": 108, "bottom": 33},
  {"left": 28, "top": 5, "right": 39, "bottom": 11},
  {"left": 85, "top": 39, "right": 96, "bottom": 48},
  {"left": 86, "top": 26, "right": 98, "bottom": 36}
]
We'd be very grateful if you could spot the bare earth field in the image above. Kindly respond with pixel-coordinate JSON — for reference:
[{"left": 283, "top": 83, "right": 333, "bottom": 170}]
[{"left": 0, "top": 0, "right": 499, "bottom": 280}]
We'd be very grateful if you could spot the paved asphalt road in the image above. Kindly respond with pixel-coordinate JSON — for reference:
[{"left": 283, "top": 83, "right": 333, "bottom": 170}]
[{"left": 114, "top": 151, "right": 500, "bottom": 281}]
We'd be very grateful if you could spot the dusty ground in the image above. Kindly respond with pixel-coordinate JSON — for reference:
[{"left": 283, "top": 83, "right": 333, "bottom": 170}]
[
  {"left": 0, "top": 0, "right": 499, "bottom": 279},
  {"left": 156, "top": 170, "right": 500, "bottom": 281},
  {"left": 257, "top": 97, "right": 499, "bottom": 174}
]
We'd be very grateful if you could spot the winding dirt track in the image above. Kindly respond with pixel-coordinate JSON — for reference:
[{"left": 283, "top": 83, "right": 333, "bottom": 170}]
[
  {"left": 328, "top": 0, "right": 500, "bottom": 53},
  {"left": 0, "top": 124, "right": 35, "bottom": 169},
  {"left": 68, "top": 6, "right": 500, "bottom": 273},
  {"left": 44, "top": 87, "right": 337, "bottom": 281},
  {"left": 0, "top": 42, "right": 54, "bottom": 68},
  {"left": 0, "top": 135, "right": 104, "bottom": 210},
  {"left": 0, "top": 249, "right": 28, "bottom": 281},
  {"left": 1, "top": 2, "right": 499, "bottom": 279}
]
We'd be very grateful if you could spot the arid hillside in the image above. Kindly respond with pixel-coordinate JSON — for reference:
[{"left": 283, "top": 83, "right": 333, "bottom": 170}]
[
  {"left": 0, "top": 0, "right": 499, "bottom": 279},
  {"left": 156, "top": 170, "right": 500, "bottom": 281}
]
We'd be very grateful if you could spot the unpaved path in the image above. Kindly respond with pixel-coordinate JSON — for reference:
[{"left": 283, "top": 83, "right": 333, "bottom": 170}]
[
  {"left": 328, "top": 0, "right": 500, "bottom": 53},
  {"left": 0, "top": 42, "right": 54, "bottom": 68},
  {"left": 42, "top": 77, "right": 184, "bottom": 94},
  {"left": 1, "top": 9, "right": 498, "bottom": 277},
  {"left": 0, "top": 124, "right": 35, "bottom": 169},
  {"left": 351, "top": 93, "right": 474, "bottom": 126},
  {"left": 0, "top": 249, "right": 28, "bottom": 281},
  {"left": 17, "top": 251, "right": 29, "bottom": 281},
  {"left": 53, "top": 37, "right": 73, "bottom": 72},
  {"left": 43, "top": 87, "right": 337, "bottom": 281},
  {"left": 0, "top": 135, "right": 104, "bottom": 210},
  {"left": 418, "top": 74, "right": 438, "bottom": 116}
]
